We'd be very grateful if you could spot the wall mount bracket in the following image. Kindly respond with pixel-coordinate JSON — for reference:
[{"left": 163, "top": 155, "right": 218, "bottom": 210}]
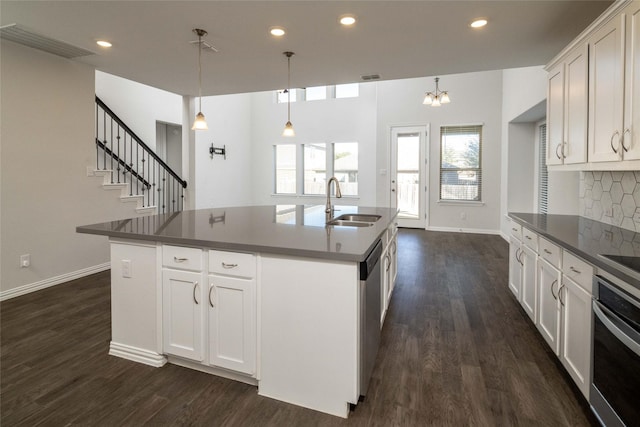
[{"left": 209, "top": 144, "right": 226, "bottom": 159}]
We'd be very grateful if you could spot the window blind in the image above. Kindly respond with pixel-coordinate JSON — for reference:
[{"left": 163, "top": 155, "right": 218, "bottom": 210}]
[
  {"left": 439, "top": 125, "right": 482, "bottom": 201},
  {"left": 538, "top": 124, "right": 548, "bottom": 214}
]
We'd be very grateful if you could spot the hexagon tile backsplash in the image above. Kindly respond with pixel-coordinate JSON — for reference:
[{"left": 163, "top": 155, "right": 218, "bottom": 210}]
[{"left": 579, "top": 171, "right": 640, "bottom": 232}]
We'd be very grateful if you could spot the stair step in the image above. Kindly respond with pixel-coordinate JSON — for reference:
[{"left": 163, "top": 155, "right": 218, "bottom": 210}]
[
  {"left": 120, "top": 195, "right": 143, "bottom": 203},
  {"left": 103, "top": 183, "right": 128, "bottom": 191},
  {"left": 136, "top": 206, "right": 157, "bottom": 215}
]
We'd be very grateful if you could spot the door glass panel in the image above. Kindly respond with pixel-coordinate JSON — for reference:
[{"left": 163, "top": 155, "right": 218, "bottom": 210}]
[{"left": 397, "top": 134, "right": 420, "bottom": 218}]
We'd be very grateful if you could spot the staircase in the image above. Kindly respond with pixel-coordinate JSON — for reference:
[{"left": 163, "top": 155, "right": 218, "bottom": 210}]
[{"left": 92, "top": 96, "right": 187, "bottom": 215}]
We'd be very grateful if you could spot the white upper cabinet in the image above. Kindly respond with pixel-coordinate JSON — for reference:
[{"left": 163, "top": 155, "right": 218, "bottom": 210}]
[
  {"left": 547, "top": 63, "right": 565, "bottom": 166},
  {"left": 588, "top": 14, "right": 626, "bottom": 163},
  {"left": 547, "top": 45, "right": 589, "bottom": 166},
  {"left": 623, "top": 2, "right": 640, "bottom": 160}
]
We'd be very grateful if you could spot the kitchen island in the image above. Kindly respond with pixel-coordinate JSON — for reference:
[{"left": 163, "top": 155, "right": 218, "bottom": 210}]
[{"left": 77, "top": 204, "right": 399, "bottom": 418}]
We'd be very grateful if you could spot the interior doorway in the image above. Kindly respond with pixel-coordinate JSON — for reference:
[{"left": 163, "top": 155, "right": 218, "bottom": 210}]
[
  {"left": 156, "top": 122, "right": 182, "bottom": 176},
  {"left": 390, "top": 125, "right": 428, "bottom": 228}
]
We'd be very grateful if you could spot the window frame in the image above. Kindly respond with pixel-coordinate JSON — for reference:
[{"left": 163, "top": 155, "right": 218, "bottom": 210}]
[
  {"left": 273, "top": 144, "right": 297, "bottom": 195},
  {"left": 439, "top": 124, "right": 483, "bottom": 203}
]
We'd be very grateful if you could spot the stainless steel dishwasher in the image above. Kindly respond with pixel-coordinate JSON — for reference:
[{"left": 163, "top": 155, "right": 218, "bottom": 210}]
[{"left": 359, "top": 239, "right": 382, "bottom": 396}]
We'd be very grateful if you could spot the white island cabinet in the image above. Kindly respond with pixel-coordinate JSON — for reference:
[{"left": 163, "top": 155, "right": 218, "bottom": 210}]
[{"left": 77, "top": 205, "right": 399, "bottom": 419}]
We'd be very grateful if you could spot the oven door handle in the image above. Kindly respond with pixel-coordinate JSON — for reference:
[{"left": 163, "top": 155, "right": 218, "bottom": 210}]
[{"left": 593, "top": 300, "right": 640, "bottom": 357}]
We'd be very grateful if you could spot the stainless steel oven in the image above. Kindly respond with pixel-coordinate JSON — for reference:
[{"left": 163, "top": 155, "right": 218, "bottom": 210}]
[{"left": 591, "top": 275, "right": 640, "bottom": 427}]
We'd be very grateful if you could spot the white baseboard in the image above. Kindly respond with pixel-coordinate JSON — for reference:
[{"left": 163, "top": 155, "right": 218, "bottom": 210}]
[
  {"left": 109, "top": 342, "right": 167, "bottom": 367},
  {"left": 0, "top": 262, "right": 111, "bottom": 301},
  {"left": 426, "top": 226, "right": 501, "bottom": 235}
]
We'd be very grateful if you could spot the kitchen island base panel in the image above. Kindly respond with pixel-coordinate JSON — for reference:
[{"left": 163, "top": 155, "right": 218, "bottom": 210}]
[
  {"left": 109, "top": 342, "right": 167, "bottom": 367},
  {"left": 259, "top": 255, "right": 360, "bottom": 419}
]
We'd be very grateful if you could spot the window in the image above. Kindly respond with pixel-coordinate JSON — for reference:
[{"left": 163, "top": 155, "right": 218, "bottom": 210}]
[
  {"left": 538, "top": 123, "right": 548, "bottom": 214},
  {"left": 273, "top": 142, "right": 359, "bottom": 197},
  {"left": 439, "top": 125, "right": 482, "bottom": 201},
  {"left": 303, "top": 144, "right": 326, "bottom": 195},
  {"left": 333, "top": 142, "right": 358, "bottom": 196},
  {"left": 277, "top": 89, "right": 297, "bottom": 103},
  {"left": 274, "top": 145, "right": 296, "bottom": 194},
  {"left": 335, "top": 83, "right": 359, "bottom": 99},
  {"left": 305, "top": 86, "right": 327, "bottom": 101}
]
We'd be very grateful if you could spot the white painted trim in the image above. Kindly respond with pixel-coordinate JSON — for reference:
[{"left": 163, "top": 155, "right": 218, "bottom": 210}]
[
  {"left": 109, "top": 341, "right": 167, "bottom": 367},
  {"left": 500, "top": 231, "right": 510, "bottom": 242},
  {"left": 0, "top": 262, "right": 110, "bottom": 301},
  {"left": 426, "top": 225, "right": 500, "bottom": 235},
  {"left": 167, "top": 356, "right": 258, "bottom": 385}
]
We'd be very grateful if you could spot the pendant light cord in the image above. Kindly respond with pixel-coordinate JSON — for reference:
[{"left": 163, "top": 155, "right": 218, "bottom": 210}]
[
  {"left": 287, "top": 54, "right": 291, "bottom": 121},
  {"left": 198, "top": 33, "right": 203, "bottom": 112}
]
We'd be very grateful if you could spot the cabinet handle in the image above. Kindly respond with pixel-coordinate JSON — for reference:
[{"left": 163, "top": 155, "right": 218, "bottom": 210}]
[
  {"left": 174, "top": 256, "right": 188, "bottom": 262},
  {"left": 193, "top": 282, "right": 199, "bottom": 305},
  {"left": 386, "top": 254, "right": 391, "bottom": 272},
  {"left": 555, "top": 143, "right": 562, "bottom": 159},
  {"left": 391, "top": 241, "right": 397, "bottom": 255},
  {"left": 222, "top": 262, "right": 238, "bottom": 269},
  {"left": 515, "top": 247, "right": 521, "bottom": 260},
  {"left": 622, "top": 128, "right": 631, "bottom": 152},
  {"left": 562, "top": 141, "right": 567, "bottom": 159},
  {"left": 558, "top": 284, "right": 565, "bottom": 306},
  {"left": 551, "top": 279, "right": 558, "bottom": 300},
  {"left": 569, "top": 266, "right": 581, "bottom": 274},
  {"left": 610, "top": 131, "right": 620, "bottom": 154},
  {"left": 525, "top": 235, "right": 532, "bottom": 240},
  {"left": 543, "top": 249, "right": 552, "bottom": 255},
  {"left": 209, "top": 285, "right": 215, "bottom": 307},
  {"left": 512, "top": 227, "right": 518, "bottom": 232}
]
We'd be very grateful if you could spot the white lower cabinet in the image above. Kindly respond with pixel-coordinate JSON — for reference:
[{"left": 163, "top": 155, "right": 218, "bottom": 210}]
[
  {"left": 508, "top": 236, "right": 523, "bottom": 300},
  {"left": 559, "top": 276, "right": 592, "bottom": 398},
  {"left": 537, "top": 258, "right": 562, "bottom": 354},
  {"left": 162, "top": 269, "right": 205, "bottom": 361},
  {"left": 208, "top": 274, "right": 256, "bottom": 375},
  {"left": 520, "top": 246, "right": 537, "bottom": 322}
]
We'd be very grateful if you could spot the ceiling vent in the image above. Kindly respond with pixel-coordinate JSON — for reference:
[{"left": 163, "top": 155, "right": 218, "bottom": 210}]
[
  {"left": 0, "top": 23, "right": 95, "bottom": 58},
  {"left": 361, "top": 74, "right": 381, "bottom": 81}
]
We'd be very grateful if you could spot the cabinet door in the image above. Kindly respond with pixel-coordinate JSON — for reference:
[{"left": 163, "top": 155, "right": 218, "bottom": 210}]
[
  {"left": 624, "top": 3, "right": 640, "bottom": 160},
  {"left": 390, "top": 235, "right": 398, "bottom": 290},
  {"left": 564, "top": 45, "right": 589, "bottom": 164},
  {"left": 520, "top": 246, "right": 537, "bottom": 323},
  {"left": 508, "top": 237, "right": 523, "bottom": 299},
  {"left": 559, "top": 276, "right": 592, "bottom": 399},
  {"left": 162, "top": 269, "right": 205, "bottom": 361},
  {"left": 547, "top": 63, "right": 565, "bottom": 166},
  {"left": 536, "top": 258, "right": 561, "bottom": 355},
  {"left": 589, "top": 14, "right": 626, "bottom": 162},
  {"left": 208, "top": 274, "right": 256, "bottom": 375},
  {"left": 381, "top": 247, "right": 390, "bottom": 325}
]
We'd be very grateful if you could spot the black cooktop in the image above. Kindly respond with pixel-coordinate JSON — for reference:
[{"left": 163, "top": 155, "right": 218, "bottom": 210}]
[{"left": 598, "top": 254, "right": 640, "bottom": 282}]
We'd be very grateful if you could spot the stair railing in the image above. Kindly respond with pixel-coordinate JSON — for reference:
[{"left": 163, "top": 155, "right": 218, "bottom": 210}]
[{"left": 95, "top": 96, "right": 187, "bottom": 213}]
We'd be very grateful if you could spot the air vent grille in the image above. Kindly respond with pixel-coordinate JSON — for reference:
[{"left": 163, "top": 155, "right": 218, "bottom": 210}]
[
  {"left": 0, "top": 23, "right": 95, "bottom": 58},
  {"left": 361, "top": 74, "right": 381, "bottom": 81}
]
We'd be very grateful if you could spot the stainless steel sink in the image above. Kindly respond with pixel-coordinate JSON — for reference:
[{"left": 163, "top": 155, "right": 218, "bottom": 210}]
[
  {"left": 333, "top": 214, "right": 381, "bottom": 223},
  {"left": 326, "top": 219, "right": 375, "bottom": 227}
]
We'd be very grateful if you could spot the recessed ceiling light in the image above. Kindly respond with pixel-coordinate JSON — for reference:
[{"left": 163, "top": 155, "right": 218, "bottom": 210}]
[
  {"left": 96, "top": 40, "right": 112, "bottom": 47},
  {"left": 340, "top": 15, "right": 356, "bottom": 26},
  {"left": 470, "top": 19, "right": 488, "bottom": 28},
  {"left": 270, "top": 27, "right": 286, "bottom": 37}
]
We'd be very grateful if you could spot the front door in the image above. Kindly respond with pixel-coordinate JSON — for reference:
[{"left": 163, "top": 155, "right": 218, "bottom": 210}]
[{"left": 390, "top": 126, "right": 428, "bottom": 228}]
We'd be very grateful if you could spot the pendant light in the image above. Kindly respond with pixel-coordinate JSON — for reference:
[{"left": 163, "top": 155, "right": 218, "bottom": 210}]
[
  {"left": 282, "top": 51, "right": 295, "bottom": 137},
  {"left": 423, "top": 77, "right": 451, "bottom": 107},
  {"left": 192, "top": 28, "right": 208, "bottom": 130}
]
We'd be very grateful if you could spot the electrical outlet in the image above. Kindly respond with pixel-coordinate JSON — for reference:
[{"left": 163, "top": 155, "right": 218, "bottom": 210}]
[
  {"left": 20, "top": 254, "right": 30, "bottom": 268},
  {"left": 122, "top": 260, "right": 132, "bottom": 278},
  {"left": 605, "top": 207, "right": 613, "bottom": 217},
  {"left": 604, "top": 230, "right": 613, "bottom": 241}
]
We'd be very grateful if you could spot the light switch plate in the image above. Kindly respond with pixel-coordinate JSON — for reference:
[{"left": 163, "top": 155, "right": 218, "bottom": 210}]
[{"left": 122, "top": 260, "right": 132, "bottom": 278}]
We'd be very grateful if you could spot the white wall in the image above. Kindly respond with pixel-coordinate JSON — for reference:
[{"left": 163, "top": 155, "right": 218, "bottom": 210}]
[
  {"left": 376, "top": 71, "right": 504, "bottom": 233},
  {"left": 249, "top": 85, "right": 378, "bottom": 206},
  {"left": 0, "top": 41, "right": 151, "bottom": 295},
  {"left": 95, "top": 71, "right": 182, "bottom": 150},
  {"left": 194, "top": 93, "right": 254, "bottom": 208}
]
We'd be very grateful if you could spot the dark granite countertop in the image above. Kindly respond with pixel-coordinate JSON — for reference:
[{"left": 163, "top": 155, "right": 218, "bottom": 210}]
[
  {"left": 78, "top": 205, "right": 398, "bottom": 262},
  {"left": 508, "top": 212, "right": 640, "bottom": 292}
]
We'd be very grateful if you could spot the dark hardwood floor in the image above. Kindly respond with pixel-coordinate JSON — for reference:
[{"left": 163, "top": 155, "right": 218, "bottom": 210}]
[{"left": 1, "top": 230, "right": 596, "bottom": 426}]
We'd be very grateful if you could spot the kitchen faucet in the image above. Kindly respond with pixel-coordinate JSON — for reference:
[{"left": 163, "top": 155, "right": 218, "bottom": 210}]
[{"left": 325, "top": 177, "right": 343, "bottom": 214}]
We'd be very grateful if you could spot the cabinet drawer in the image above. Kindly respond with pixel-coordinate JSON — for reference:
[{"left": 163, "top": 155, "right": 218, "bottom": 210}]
[
  {"left": 539, "top": 238, "right": 561, "bottom": 267},
  {"left": 209, "top": 250, "right": 256, "bottom": 278},
  {"left": 509, "top": 222, "right": 522, "bottom": 239},
  {"left": 522, "top": 227, "right": 538, "bottom": 250},
  {"left": 163, "top": 245, "right": 203, "bottom": 271},
  {"left": 562, "top": 251, "right": 593, "bottom": 293}
]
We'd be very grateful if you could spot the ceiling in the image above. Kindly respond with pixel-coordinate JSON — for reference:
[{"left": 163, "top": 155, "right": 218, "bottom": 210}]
[{"left": 1, "top": 1, "right": 613, "bottom": 97}]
